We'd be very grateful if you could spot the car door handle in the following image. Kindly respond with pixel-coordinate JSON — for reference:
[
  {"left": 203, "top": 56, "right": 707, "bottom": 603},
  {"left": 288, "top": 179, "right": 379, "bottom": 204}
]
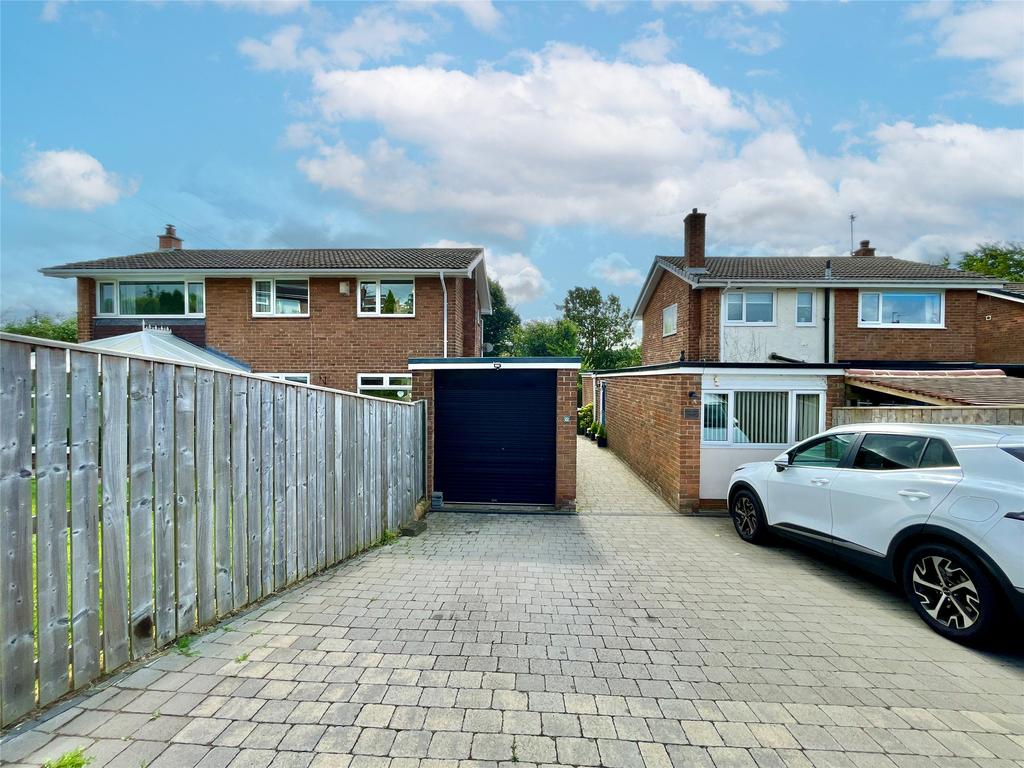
[
  {"left": 810, "top": 477, "right": 831, "bottom": 486},
  {"left": 898, "top": 490, "right": 931, "bottom": 501}
]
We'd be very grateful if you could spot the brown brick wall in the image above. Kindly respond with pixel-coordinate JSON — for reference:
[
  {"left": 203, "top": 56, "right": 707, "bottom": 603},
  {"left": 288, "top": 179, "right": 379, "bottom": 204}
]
[
  {"left": 825, "top": 375, "right": 848, "bottom": 428},
  {"left": 642, "top": 272, "right": 691, "bottom": 365},
  {"left": 76, "top": 278, "right": 95, "bottom": 342},
  {"left": 581, "top": 375, "right": 594, "bottom": 411},
  {"left": 699, "top": 288, "right": 720, "bottom": 360},
  {"left": 461, "top": 279, "right": 480, "bottom": 357},
  {"left": 976, "top": 293, "right": 1024, "bottom": 364},
  {"left": 412, "top": 370, "right": 436, "bottom": 498},
  {"left": 833, "top": 288, "right": 977, "bottom": 362},
  {"left": 556, "top": 369, "right": 578, "bottom": 510}
]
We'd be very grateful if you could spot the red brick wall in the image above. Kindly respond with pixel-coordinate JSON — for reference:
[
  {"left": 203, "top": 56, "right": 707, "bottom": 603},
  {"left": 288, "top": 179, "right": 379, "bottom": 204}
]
[
  {"left": 412, "top": 370, "right": 435, "bottom": 498},
  {"left": 461, "top": 279, "right": 480, "bottom": 357},
  {"left": 833, "top": 288, "right": 977, "bottom": 362},
  {"left": 556, "top": 369, "right": 578, "bottom": 510},
  {"left": 76, "top": 278, "right": 95, "bottom": 342},
  {"left": 699, "top": 288, "right": 720, "bottom": 360},
  {"left": 824, "top": 375, "right": 848, "bottom": 428},
  {"left": 976, "top": 293, "right": 1024, "bottom": 363},
  {"left": 581, "top": 375, "right": 594, "bottom": 411},
  {"left": 642, "top": 272, "right": 691, "bottom": 365}
]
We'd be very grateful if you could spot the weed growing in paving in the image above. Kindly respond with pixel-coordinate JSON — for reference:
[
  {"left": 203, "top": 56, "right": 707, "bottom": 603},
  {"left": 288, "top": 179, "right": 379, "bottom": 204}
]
[
  {"left": 174, "top": 635, "right": 197, "bottom": 657},
  {"left": 42, "top": 748, "right": 94, "bottom": 768},
  {"left": 235, "top": 652, "right": 250, "bottom": 663}
]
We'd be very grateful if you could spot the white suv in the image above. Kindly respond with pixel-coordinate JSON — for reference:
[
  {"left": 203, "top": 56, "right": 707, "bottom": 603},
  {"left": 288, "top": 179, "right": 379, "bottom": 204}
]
[{"left": 727, "top": 423, "right": 1024, "bottom": 643}]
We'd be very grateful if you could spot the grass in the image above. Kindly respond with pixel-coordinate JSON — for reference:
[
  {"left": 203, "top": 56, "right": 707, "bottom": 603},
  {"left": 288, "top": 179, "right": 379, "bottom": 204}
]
[
  {"left": 174, "top": 636, "right": 198, "bottom": 657},
  {"left": 42, "top": 748, "right": 94, "bottom": 768},
  {"left": 235, "top": 652, "right": 250, "bottom": 663},
  {"left": 371, "top": 529, "right": 400, "bottom": 548}
]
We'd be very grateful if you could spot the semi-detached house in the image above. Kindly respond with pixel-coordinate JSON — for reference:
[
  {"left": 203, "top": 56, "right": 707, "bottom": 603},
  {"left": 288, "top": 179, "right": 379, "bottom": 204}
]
[{"left": 586, "top": 210, "right": 1019, "bottom": 512}]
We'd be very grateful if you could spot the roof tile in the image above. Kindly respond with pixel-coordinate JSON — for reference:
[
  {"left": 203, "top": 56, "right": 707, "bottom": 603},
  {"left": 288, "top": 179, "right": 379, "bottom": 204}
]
[{"left": 658, "top": 255, "right": 997, "bottom": 282}]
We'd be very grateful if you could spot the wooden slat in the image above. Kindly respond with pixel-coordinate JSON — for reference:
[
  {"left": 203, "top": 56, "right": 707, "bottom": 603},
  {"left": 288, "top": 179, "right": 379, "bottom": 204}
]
[
  {"left": 196, "top": 369, "right": 216, "bottom": 626},
  {"left": 316, "top": 390, "right": 326, "bottom": 571},
  {"left": 101, "top": 355, "right": 130, "bottom": 672},
  {"left": 175, "top": 367, "right": 198, "bottom": 635},
  {"left": 247, "top": 380, "right": 261, "bottom": 599},
  {"left": 285, "top": 386, "right": 297, "bottom": 584},
  {"left": 0, "top": 341, "right": 35, "bottom": 724},
  {"left": 345, "top": 397, "right": 356, "bottom": 558},
  {"left": 295, "top": 388, "right": 307, "bottom": 578},
  {"left": 261, "top": 380, "right": 274, "bottom": 597},
  {"left": 127, "top": 359, "right": 155, "bottom": 659},
  {"left": 362, "top": 400, "right": 371, "bottom": 550},
  {"left": 306, "top": 389, "right": 317, "bottom": 571},
  {"left": 230, "top": 376, "right": 248, "bottom": 608},
  {"left": 69, "top": 350, "right": 101, "bottom": 690},
  {"left": 213, "top": 373, "right": 233, "bottom": 615},
  {"left": 273, "top": 383, "right": 287, "bottom": 588},
  {"left": 327, "top": 395, "right": 339, "bottom": 565},
  {"left": 152, "top": 363, "right": 176, "bottom": 646},
  {"left": 36, "top": 347, "right": 71, "bottom": 704}
]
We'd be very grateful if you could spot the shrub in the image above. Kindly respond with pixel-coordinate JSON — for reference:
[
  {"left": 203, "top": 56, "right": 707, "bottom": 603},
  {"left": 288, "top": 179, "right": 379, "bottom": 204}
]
[{"left": 577, "top": 403, "right": 594, "bottom": 434}]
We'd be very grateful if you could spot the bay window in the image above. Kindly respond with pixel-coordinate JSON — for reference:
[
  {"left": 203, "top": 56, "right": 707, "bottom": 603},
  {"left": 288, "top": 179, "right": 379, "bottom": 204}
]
[
  {"left": 252, "top": 278, "right": 309, "bottom": 317},
  {"left": 725, "top": 291, "right": 775, "bottom": 324},
  {"left": 701, "top": 390, "right": 824, "bottom": 445},
  {"left": 358, "top": 374, "right": 413, "bottom": 401},
  {"left": 359, "top": 279, "right": 415, "bottom": 316},
  {"left": 859, "top": 290, "right": 943, "bottom": 327},
  {"left": 96, "top": 279, "right": 205, "bottom": 317}
]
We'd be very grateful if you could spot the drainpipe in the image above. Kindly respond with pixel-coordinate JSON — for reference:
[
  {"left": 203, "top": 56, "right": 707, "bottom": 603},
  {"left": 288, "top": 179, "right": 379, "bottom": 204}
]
[
  {"left": 439, "top": 271, "right": 448, "bottom": 358},
  {"left": 824, "top": 259, "right": 832, "bottom": 364}
]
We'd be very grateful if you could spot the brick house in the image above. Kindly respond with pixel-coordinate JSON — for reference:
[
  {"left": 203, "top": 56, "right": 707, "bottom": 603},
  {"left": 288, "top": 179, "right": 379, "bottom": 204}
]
[{"left": 43, "top": 226, "right": 492, "bottom": 398}]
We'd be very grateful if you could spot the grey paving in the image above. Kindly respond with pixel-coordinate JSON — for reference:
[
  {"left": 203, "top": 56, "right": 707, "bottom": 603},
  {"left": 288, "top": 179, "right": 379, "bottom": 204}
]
[{"left": 2, "top": 437, "right": 1022, "bottom": 767}]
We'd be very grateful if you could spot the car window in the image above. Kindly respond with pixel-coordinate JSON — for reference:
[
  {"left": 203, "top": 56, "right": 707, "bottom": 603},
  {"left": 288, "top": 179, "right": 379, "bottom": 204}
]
[
  {"left": 790, "top": 434, "right": 855, "bottom": 467},
  {"left": 853, "top": 434, "right": 928, "bottom": 470},
  {"left": 919, "top": 438, "right": 959, "bottom": 468}
]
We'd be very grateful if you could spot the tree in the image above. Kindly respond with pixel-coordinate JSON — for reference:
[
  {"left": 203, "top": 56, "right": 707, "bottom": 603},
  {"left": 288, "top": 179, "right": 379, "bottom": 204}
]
[
  {"left": 512, "top": 319, "right": 579, "bottom": 357},
  {"left": 941, "top": 242, "right": 1024, "bottom": 281},
  {"left": 2, "top": 313, "right": 77, "bottom": 343},
  {"left": 483, "top": 279, "right": 521, "bottom": 356},
  {"left": 557, "top": 286, "right": 639, "bottom": 370}
]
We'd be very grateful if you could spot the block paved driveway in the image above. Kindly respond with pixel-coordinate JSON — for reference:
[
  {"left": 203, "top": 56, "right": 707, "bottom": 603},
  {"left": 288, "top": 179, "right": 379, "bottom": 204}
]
[{"left": 3, "top": 438, "right": 1023, "bottom": 768}]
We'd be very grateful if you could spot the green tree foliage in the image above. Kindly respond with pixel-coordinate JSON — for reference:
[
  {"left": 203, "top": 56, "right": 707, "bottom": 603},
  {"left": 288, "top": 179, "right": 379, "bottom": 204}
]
[
  {"left": 512, "top": 318, "right": 579, "bottom": 357},
  {"left": 2, "top": 313, "right": 77, "bottom": 342},
  {"left": 483, "top": 279, "right": 521, "bottom": 356},
  {"left": 557, "top": 286, "right": 640, "bottom": 370},
  {"left": 941, "top": 242, "right": 1024, "bottom": 281}
]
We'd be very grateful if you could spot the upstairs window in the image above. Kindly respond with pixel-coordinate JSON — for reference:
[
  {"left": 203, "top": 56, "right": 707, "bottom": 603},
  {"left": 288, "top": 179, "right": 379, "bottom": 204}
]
[
  {"left": 359, "top": 279, "right": 415, "bottom": 316},
  {"left": 662, "top": 303, "right": 678, "bottom": 337},
  {"left": 795, "top": 291, "right": 814, "bottom": 325},
  {"left": 96, "top": 279, "right": 205, "bottom": 317},
  {"left": 252, "top": 278, "right": 309, "bottom": 317},
  {"left": 724, "top": 291, "right": 774, "bottom": 324},
  {"left": 859, "top": 290, "right": 943, "bottom": 328}
]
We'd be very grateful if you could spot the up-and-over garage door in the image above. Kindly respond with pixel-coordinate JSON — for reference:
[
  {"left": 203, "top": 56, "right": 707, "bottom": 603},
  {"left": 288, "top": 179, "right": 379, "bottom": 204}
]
[{"left": 434, "top": 369, "right": 556, "bottom": 505}]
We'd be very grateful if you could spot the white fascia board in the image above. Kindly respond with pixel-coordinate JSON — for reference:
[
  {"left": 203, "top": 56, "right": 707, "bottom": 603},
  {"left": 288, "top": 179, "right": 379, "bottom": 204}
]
[
  {"left": 978, "top": 289, "right": 1024, "bottom": 305},
  {"left": 696, "top": 279, "right": 1001, "bottom": 289},
  {"left": 595, "top": 366, "right": 844, "bottom": 379},
  {"left": 630, "top": 259, "right": 702, "bottom": 320},
  {"left": 41, "top": 266, "right": 477, "bottom": 279},
  {"left": 409, "top": 360, "right": 581, "bottom": 370}
]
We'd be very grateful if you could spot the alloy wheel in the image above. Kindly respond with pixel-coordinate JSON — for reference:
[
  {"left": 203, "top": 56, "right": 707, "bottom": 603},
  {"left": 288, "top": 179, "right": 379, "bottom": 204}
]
[
  {"left": 911, "top": 555, "right": 981, "bottom": 630},
  {"left": 733, "top": 495, "right": 758, "bottom": 538}
]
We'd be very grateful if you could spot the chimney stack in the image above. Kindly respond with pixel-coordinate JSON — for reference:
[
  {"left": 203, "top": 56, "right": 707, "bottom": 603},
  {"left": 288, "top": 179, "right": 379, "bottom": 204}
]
[
  {"left": 852, "top": 239, "right": 875, "bottom": 258},
  {"left": 684, "top": 208, "right": 706, "bottom": 269},
  {"left": 158, "top": 224, "right": 182, "bottom": 250}
]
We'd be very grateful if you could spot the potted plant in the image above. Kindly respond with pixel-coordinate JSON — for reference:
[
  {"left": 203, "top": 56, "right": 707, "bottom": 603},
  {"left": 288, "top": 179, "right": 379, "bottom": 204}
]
[{"left": 595, "top": 424, "right": 608, "bottom": 448}]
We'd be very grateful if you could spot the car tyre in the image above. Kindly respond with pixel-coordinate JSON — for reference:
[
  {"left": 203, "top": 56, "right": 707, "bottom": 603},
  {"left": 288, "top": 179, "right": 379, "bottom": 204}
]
[
  {"left": 730, "top": 488, "right": 769, "bottom": 544},
  {"left": 901, "top": 542, "right": 1002, "bottom": 644}
]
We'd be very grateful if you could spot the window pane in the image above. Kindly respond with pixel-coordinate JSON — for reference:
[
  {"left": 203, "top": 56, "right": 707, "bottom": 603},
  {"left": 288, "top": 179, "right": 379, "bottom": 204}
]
[
  {"left": 920, "top": 439, "right": 959, "bottom": 468},
  {"left": 98, "top": 282, "right": 116, "bottom": 314},
  {"left": 744, "top": 293, "right": 773, "bottom": 323},
  {"left": 118, "top": 281, "right": 185, "bottom": 315},
  {"left": 860, "top": 293, "right": 879, "bottom": 322},
  {"left": 387, "top": 376, "right": 412, "bottom": 387},
  {"left": 275, "top": 279, "right": 308, "bottom": 315},
  {"left": 254, "top": 281, "right": 272, "bottom": 314},
  {"left": 380, "top": 280, "right": 414, "bottom": 315},
  {"left": 791, "top": 434, "right": 854, "bottom": 467},
  {"left": 360, "top": 281, "right": 378, "bottom": 314},
  {"left": 663, "top": 304, "right": 677, "bottom": 335},
  {"left": 880, "top": 292, "right": 941, "bottom": 325},
  {"left": 795, "top": 393, "right": 820, "bottom": 441},
  {"left": 796, "top": 292, "right": 813, "bottom": 324},
  {"left": 361, "top": 388, "right": 412, "bottom": 402},
  {"left": 702, "top": 393, "right": 729, "bottom": 442},
  {"left": 360, "top": 376, "right": 385, "bottom": 386},
  {"left": 726, "top": 293, "right": 743, "bottom": 322},
  {"left": 282, "top": 374, "right": 309, "bottom": 384},
  {"left": 734, "top": 391, "right": 787, "bottom": 443},
  {"left": 188, "top": 282, "right": 205, "bottom": 313},
  {"left": 853, "top": 434, "right": 929, "bottom": 470}
]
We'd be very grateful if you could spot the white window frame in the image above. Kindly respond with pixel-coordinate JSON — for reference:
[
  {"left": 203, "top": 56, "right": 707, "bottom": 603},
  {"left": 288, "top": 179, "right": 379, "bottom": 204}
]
[
  {"left": 251, "top": 277, "right": 310, "bottom": 318},
  {"left": 700, "top": 389, "right": 825, "bottom": 447},
  {"left": 263, "top": 372, "right": 310, "bottom": 384},
  {"left": 357, "top": 373, "right": 414, "bottom": 401},
  {"left": 795, "top": 290, "right": 815, "bottom": 326},
  {"left": 662, "top": 303, "right": 678, "bottom": 337},
  {"left": 723, "top": 290, "right": 776, "bottom": 326},
  {"left": 357, "top": 277, "right": 416, "bottom": 318},
  {"left": 95, "top": 278, "right": 206, "bottom": 318},
  {"left": 858, "top": 289, "right": 945, "bottom": 329}
]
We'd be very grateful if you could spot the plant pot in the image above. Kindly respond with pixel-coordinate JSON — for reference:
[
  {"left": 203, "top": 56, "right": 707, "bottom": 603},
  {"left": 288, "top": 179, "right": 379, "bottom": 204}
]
[{"left": 597, "top": 435, "right": 608, "bottom": 448}]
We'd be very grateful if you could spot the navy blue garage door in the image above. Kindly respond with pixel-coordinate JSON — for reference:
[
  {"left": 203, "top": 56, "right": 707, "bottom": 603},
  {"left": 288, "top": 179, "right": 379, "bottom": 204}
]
[{"left": 434, "top": 369, "right": 556, "bottom": 505}]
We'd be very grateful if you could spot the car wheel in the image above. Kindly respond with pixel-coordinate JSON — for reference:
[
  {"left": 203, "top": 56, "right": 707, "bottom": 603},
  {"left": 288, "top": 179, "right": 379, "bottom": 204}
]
[
  {"left": 730, "top": 489, "right": 768, "bottom": 544},
  {"left": 902, "top": 543, "right": 1001, "bottom": 643}
]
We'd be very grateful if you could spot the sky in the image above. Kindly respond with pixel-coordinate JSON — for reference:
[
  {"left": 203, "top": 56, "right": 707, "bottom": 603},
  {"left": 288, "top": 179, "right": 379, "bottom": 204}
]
[{"left": 2, "top": 0, "right": 1023, "bottom": 322}]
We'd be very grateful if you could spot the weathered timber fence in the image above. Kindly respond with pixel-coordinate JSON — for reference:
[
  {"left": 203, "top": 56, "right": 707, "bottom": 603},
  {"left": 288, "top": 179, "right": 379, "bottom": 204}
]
[
  {"left": 832, "top": 405, "right": 1024, "bottom": 427},
  {"left": 0, "top": 333, "right": 426, "bottom": 727}
]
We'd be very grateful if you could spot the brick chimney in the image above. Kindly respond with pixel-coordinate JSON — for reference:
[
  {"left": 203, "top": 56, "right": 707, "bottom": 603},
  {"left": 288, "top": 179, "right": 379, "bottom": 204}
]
[
  {"left": 158, "top": 224, "right": 182, "bottom": 250},
  {"left": 684, "top": 208, "right": 706, "bottom": 269},
  {"left": 852, "top": 239, "right": 875, "bottom": 258}
]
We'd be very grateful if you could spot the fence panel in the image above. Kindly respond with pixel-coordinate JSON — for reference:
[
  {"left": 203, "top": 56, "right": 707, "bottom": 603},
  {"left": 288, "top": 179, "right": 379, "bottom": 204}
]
[
  {"left": 0, "top": 334, "right": 426, "bottom": 727},
  {"left": 833, "top": 405, "right": 1024, "bottom": 427}
]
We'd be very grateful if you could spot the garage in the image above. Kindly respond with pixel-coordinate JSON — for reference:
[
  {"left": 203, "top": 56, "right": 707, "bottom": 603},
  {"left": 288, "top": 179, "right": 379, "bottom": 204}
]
[{"left": 408, "top": 358, "right": 581, "bottom": 510}]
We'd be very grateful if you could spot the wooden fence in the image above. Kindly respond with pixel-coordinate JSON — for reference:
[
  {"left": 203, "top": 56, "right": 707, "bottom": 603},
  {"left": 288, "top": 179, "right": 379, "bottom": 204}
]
[
  {"left": 0, "top": 333, "right": 426, "bottom": 727},
  {"left": 833, "top": 405, "right": 1024, "bottom": 426}
]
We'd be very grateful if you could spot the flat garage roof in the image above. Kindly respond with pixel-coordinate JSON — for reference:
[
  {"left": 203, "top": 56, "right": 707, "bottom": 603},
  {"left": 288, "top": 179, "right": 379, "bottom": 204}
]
[{"left": 409, "top": 357, "right": 581, "bottom": 370}]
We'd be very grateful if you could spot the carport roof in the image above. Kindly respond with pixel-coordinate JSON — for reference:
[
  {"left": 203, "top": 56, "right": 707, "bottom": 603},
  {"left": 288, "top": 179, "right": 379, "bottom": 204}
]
[{"left": 845, "top": 368, "right": 1024, "bottom": 406}]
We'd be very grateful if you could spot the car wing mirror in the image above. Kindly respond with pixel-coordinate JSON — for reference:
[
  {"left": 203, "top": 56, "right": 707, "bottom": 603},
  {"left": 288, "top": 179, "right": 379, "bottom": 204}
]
[{"left": 774, "top": 456, "right": 790, "bottom": 472}]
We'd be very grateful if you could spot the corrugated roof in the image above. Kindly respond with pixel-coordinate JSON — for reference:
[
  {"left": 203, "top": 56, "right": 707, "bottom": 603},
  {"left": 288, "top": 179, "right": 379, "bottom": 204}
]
[
  {"left": 43, "top": 247, "right": 483, "bottom": 273},
  {"left": 79, "top": 329, "right": 250, "bottom": 371},
  {"left": 658, "top": 255, "right": 997, "bottom": 283},
  {"left": 846, "top": 369, "right": 1024, "bottom": 406}
]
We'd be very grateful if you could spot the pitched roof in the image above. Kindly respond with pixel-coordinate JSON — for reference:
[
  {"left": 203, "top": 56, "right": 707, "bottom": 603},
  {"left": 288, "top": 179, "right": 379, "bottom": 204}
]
[
  {"left": 979, "top": 282, "right": 1024, "bottom": 303},
  {"left": 658, "top": 255, "right": 998, "bottom": 283},
  {"left": 79, "top": 328, "right": 250, "bottom": 371},
  {"left": 42, "top": 247, "right": 484, "bottom": 274},
  {"left": 845, "top": 368, "right": 1024, "bottom": 406}
]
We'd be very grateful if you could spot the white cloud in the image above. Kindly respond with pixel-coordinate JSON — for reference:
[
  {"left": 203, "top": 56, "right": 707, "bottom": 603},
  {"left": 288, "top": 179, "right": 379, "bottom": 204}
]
[
  {"left": 428, "top": 239, "right": 549, "bottom": 304},
  {"left": 620, "top": 20, "right": 675, "bottom": 64},
  {"left": 422, "top": 0, "right": 502, "bottom": 32},
  {"left": 40, "top": 1, "right": 64, "bottom": 22},
  {"left": 707, "top": 14, "right": 782, "bottom": 55},
  {"left": 14, "top": 148, "right": 135, "bottom": 211},
  {"left": 213, "top": 0, "right": 309, "bottom": 13},
  {"left": 588, "top": 253, "right": 644, "bottom": 286},
  {"left": 238, "top": 25, "right": 312, "bottom": 71}
]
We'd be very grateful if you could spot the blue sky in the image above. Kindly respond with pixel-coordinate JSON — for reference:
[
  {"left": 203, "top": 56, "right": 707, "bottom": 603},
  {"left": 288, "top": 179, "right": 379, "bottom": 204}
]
[{"left": 2, "top": 0, "right": 1022, "bottom": 322}]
